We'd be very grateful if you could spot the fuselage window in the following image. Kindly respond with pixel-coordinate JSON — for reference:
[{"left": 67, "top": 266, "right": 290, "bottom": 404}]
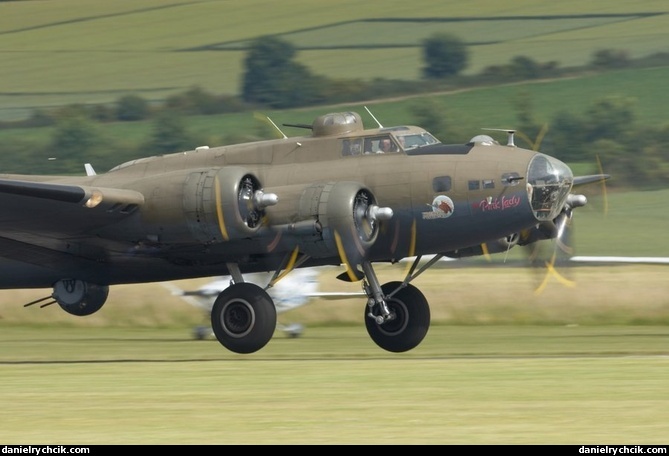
[
  {"left": 482, "top": 179, "right": 495, "bottom": 189},
  {"left": 432, "top": 176, "right": 452, "bottom": 192},
  {"left": 468, "top": 180, "right": 480, "bottom": 190},
  {"left": 363, "top": 135, "right": 399, "bottom": 154},
  {"left": 342, "top": 138, "right": 363, "bottom": 156}
]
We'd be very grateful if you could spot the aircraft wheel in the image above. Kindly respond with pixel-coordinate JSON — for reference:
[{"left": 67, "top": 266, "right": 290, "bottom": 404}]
[
  {"left": 211, "top": 283, "right": 277, "bottom": 354},
  {"left": 365, "top": 281, "right": 430, "bottom": 353}
]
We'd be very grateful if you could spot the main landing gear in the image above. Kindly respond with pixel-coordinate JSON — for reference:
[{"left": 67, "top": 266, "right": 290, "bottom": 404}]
[
  {"left": 360, "top": 261, "right": 430, "bottom": 353},
  {"left": 210, "top": 257, "right": 437, "bottom": 355},
  {"left": 210, "top": 282, "right": 277, "bottom": 354}
]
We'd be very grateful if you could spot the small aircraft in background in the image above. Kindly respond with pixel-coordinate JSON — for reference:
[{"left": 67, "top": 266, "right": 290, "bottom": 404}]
[{"left": 164, "top": 266, "right": 364, "bottom": 340}]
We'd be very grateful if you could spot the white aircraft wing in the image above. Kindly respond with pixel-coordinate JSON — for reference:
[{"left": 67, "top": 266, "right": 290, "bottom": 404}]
[{"left": 570, "top": 256, "right": 669, "bottom": 264}]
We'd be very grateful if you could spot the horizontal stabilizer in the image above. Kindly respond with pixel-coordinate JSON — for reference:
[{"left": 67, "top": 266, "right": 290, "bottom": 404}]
[{"left": 573, "top": 174, "right": 610, "bottom": 186}]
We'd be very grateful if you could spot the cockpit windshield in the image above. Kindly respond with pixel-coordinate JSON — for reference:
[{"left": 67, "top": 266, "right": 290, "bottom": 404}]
[
  {"left": 526, "top": 154, "right": 573, "bottom": 221},
  {"left": 396, "top": 132, "right": 440, "bottom": 150}
]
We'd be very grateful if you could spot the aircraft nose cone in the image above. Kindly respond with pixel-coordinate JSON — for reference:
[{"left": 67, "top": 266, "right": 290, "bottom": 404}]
[{"left": 527, "top": 154, "right": 574, "bottom": 221}]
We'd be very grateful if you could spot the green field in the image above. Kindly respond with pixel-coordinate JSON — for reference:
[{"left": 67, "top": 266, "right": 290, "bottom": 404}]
[
  {"left": 5, "top": 64, "right": 669, "bottom": 139},
  {"left": 1, "top": 325, "right": 668, "bottom": 444},
  {"left": 1, "top": 0, "right": 668, "bottom": 119}
]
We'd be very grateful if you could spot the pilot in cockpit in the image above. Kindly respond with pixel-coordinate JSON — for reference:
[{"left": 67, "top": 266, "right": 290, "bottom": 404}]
[{"left": 378, "top": 137, "right": 397, "bottom": 153}]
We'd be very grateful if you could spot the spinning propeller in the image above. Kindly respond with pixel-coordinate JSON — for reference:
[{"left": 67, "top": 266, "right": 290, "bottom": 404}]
[
  {"left": 526, "top": 201, "right": 577, "bottom": 294},
  {"left": 516, "top": 125, "right": 609, "bottom": 294},
  {"left": 334, "top": 188, "right": 393, "bottom": 282}
]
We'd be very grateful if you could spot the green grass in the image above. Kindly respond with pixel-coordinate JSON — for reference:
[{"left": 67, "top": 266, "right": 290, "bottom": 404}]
[
  {"left": 573, "top": 188, "right": 669, "bottom": 255},
  {"left": 2, "top": 264, "right": 669, "bottom": 328},
  {"left": 1, "top": 325, "right": 668, "bottom": 444},
  {"left": 1, "top": 262, "right": 668, "bottom": 444},
  {"left": 1, "top": 0, "right": 668, "bottom": 119}
]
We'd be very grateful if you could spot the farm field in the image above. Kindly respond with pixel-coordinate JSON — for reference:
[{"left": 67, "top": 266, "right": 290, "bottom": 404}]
[
  {"left": 0, "top": 0, "right": 667, "bottom": 119},
  {"left": 2, "top": 65, "right": 667, "bottom": 145}
]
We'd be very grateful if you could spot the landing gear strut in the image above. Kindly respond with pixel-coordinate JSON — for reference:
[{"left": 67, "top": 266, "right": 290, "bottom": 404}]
[{"left": 361, "top": 261, "right": 430, "bottom": 353}]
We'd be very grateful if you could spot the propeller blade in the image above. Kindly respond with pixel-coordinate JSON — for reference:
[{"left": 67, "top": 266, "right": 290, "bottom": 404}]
[
  {"left": 401, "top": 219, "right": 420, "bottom": 276},
  {"left": 516, "top": 123, "right": 549, "bottom": 151},
  {"left": 533, "top": 123, "right": 549, "bottom": 151},
  {"left": 595, "top": 154, "right": 609, "bottom": 217},
  {"left": 334, "top": 229, "right": 364, "bottom": 282},
  {"left": 554, "top": 208, "right": 574, "bottom": 258},
  {"left": 532, "top": 207, "right": 576, "bottom": 295},
  {"left": 334, "top": 194, "right": 392, "bottom": 283},
  {"left": 534, "top": 250, "right": 576, "bottom": 295},
  {"left": 480, "top": 242, "right": 492, "bottom": 262}
]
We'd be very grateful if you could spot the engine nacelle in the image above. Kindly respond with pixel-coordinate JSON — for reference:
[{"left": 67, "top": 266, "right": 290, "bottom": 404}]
[
  {"left": 266, "top": 181, "right": 391, "bottom": 260},
  {"left": 183, "top": 167, "right": 276, "bottom": 243},
  {"left": 135, "top": 167, "right": 277, "bottom": 245},
  {"left": 517, "top": 221, "right": 558, "bottom": 246}
]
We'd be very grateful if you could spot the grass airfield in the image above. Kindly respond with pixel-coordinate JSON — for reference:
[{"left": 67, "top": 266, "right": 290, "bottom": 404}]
[
  {"left": 1, "top": 265, "right": 668, "bottom": 444},
  {"left": 1, "top": 325, "right": 668, "bottom": 445}
]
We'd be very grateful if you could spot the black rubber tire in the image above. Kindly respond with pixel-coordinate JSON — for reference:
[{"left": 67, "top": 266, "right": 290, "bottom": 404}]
[
  {"left": 364, "top": 281, "right": 430, "bottom": 353},
  {"left": 211, "top": 282, "right": 277, "bottom": 354}
]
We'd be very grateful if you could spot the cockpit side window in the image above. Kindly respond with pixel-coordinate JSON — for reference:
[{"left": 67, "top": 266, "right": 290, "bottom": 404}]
[
  {"left": 396, "top": 133, "right": 440, "bottom": 150},
  {"left": 342, "top": 132, "right": 438, "bottom": 156},
  {"left": 342, "top": 138, "right": 363, "bottom": 156},
  {"left": 363, "top": 135, "right": 399, "bottom": 154}
]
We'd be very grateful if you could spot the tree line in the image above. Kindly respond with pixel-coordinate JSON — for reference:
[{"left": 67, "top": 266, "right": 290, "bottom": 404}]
[{"left": 0, "top": 34, "right": 667, "bottom": 188}]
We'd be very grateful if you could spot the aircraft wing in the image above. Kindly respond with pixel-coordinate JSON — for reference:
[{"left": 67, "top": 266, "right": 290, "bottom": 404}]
[
  {"left": 0, "top": 178, "right": 145, "bottom": 239},
  {"left": 570, "top": 256, "right": 669, "bottom": 264},
  {"left": 160, "top": 281, "right": 207, "bottom": 309},
  {"left": 306, "top": 291, "right": 365, "bottom": 299}
]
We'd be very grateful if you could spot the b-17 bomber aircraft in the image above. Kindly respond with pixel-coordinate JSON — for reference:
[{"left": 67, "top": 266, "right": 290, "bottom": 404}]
[{"left": 0, "top": 110, "right": 608, "bottom": 354}]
